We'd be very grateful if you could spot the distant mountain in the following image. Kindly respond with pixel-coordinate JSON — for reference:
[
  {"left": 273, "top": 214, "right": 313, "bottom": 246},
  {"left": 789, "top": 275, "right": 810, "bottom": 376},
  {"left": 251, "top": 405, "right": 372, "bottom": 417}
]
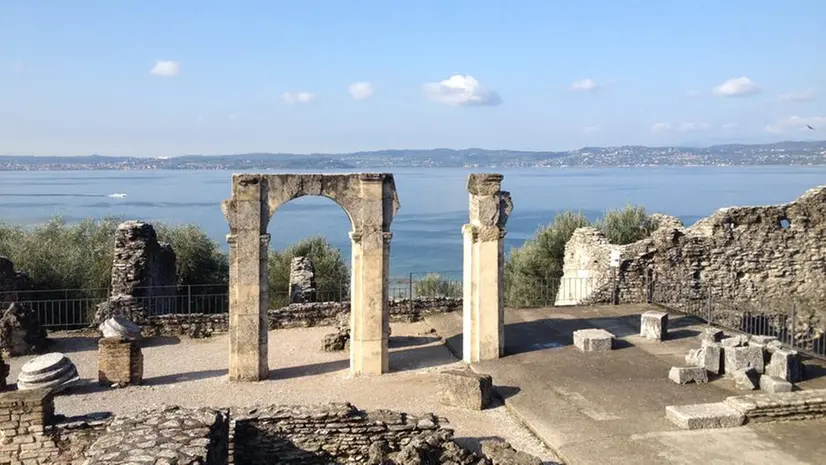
[{"left": 1, "top": 140, "right": 824, "bottom": 170}]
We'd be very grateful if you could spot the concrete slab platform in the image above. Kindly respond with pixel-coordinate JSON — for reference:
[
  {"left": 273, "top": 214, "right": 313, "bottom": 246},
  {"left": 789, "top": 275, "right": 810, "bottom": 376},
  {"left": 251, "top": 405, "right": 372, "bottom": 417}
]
[{"left": 665, "top": 402, "right": 744, "bottom": 429}]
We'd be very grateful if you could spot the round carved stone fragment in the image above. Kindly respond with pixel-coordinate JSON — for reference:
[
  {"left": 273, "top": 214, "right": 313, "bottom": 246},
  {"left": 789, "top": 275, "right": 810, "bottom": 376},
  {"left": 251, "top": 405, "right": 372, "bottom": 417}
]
[
  {"left": 16, "top": 352, "right": 81, "bottom": 392},
  {"left": 99, "top": 315, "right": 142, "bottom": 339}
]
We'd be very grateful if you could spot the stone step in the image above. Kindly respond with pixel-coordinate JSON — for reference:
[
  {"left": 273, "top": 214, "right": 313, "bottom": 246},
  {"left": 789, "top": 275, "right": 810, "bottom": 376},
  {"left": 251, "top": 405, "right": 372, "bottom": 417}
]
[
  {"left": 724, "top": 389, "right": 826, "bottom": 423},
  {"left": 665, "top": 402, "right": 745, "bottom": 430}
]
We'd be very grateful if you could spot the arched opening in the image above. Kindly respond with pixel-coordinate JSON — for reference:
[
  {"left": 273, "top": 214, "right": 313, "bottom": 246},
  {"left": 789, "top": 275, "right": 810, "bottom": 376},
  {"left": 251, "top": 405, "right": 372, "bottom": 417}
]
[{"left": 267, "top": 195, "right": 353, "bottom": 308}]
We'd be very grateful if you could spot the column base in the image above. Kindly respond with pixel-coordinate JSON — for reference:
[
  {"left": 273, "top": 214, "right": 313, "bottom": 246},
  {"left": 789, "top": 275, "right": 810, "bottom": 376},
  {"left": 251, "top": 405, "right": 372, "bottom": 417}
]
[{"left": 349, "top": 338, "right": 389, "bottom": 376}]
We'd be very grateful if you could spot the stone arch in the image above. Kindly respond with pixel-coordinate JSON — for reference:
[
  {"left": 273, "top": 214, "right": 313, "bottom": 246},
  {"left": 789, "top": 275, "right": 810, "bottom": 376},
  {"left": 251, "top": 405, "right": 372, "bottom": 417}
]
[{"left": 222, "top": 173, "right": 400, "bottom": 381}]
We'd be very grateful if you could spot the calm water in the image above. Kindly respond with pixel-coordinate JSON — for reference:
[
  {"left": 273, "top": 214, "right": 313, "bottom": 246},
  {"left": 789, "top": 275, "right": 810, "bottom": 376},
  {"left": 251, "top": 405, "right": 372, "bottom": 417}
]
[{"left": 1, "top": 167, "right": 824, "bottom": 276}]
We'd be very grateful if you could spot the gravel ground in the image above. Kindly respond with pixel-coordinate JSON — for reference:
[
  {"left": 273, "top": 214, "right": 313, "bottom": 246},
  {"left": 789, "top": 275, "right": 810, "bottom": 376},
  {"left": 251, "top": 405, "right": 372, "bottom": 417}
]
[{"left": 6, "top": 322, "right": 560, "bottom": 464}]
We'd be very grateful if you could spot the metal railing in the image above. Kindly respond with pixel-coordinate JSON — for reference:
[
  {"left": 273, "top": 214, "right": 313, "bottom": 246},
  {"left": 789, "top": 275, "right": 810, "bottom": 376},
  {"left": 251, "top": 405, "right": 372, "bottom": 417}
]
[{"left": 649, "top": 280, "right": 826, "bottom": 359}]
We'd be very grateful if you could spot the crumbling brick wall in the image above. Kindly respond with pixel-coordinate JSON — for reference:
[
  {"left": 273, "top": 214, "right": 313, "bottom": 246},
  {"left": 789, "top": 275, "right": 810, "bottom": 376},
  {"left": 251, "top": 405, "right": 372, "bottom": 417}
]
[{"left": 557, "top": 185, "right": 826, "bottom": 340}]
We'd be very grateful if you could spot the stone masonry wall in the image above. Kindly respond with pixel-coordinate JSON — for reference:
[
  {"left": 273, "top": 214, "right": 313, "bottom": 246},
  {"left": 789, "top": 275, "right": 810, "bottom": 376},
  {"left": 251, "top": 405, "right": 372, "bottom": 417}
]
[
  {"left": 142, "top": 298, "right": 461, "bottom": 338},
  {"left": 557, "top": 186, "right": 826, "bottom": 338},
  {"left": 94, "top": 221, "right": 177, "bottom": 324}
]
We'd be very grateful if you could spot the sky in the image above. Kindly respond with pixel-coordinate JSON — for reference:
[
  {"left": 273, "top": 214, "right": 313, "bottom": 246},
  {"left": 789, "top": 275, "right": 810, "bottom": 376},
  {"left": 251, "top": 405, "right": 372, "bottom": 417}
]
[{"left": 1, "top": 1, "right": 824, "bottom": 157}]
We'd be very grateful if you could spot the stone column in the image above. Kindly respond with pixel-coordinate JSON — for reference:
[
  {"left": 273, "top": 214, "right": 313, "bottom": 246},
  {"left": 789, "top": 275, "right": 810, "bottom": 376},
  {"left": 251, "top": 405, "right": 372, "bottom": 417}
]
[
  {"left": 222, "top": 176, "right": 270, "bottom": 382},
  {"left": 462, "top": 174, "right": 512, "bottom": 363},
  {"left": 349, "top": 175, "right": 391, "bottom": 375}
]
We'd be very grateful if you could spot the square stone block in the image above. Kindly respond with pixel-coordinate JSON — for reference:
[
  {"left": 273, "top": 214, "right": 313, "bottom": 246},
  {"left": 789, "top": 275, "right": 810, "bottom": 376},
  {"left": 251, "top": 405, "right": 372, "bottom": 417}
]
[
  {"left": 438, "top": 369, "right": 493, "bottom": 410},
  {"left": 669, "top": 366, "right": 708, "bottom": 385},
  {"left": 640, "top": 311, "right": 668, "bottom": 341},
  {"left": 666, "top": 403, "right": 745, "bottom": 430},
  {"left": 724, "top": 346, "right": 764, "bottom": 375},
  {"left": 573, "top": 329, "right": 615, "bottom": 352},
  {"left": 98, "top": 338, "right": 143, "bottom": 386},
  {"left": 759, "top": 375, "right": 793, "bottom": 394},
  {"left": 733, "top": 368, "right": 759, "bottom": 391},
  {"left": 766, "top": 349, "right": 803, "bottom": 383}
]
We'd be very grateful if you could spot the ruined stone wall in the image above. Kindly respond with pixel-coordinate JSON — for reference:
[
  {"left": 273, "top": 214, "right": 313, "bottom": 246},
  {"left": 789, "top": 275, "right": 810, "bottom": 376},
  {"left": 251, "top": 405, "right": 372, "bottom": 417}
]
[
  {"left": 141, "top": 298, "right": 462, "bottom": 338},
  {"left": 95, "top": 221, "right": 177, "bottom": 323},
  {"left": 0, "top": 388, "right": 111, "bottom": 464},
  {"left": 0, "top": 257, "right": 27, "bottom": 308},
  {"left": 557, "top": 186, "right": 826, "bottom": 336}
]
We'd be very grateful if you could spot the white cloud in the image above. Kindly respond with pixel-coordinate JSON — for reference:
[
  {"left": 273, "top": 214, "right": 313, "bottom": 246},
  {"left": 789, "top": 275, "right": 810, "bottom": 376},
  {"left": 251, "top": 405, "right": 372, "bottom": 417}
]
[
  {"left": 571, "top": 78, "right": 599, "bottom": 92},
  {"left": 679, "top": 122, "right": 710, "bottom": 132},
  {"left": 764, "top": 115, "right": 825, "bottom": 134},
  {"left": 582, "top": 126, "right": 599, "bottom": 135},
  {"left": 348, "top": 82, "right": 373, "bottom": 100},
  {"left": 778, "top": 91, "right": 816, "bottom": 103},
  {"left": 150, "top": 60, "right": 180, "bottom": 77},
  {"left": 713, "top": 76, "right": 759, "bottom": 97},
  {"left": 651, "top": 122, "right": 672, "bottom": 133},
  {"left": 422, "top": 74, "right": 502, "bottom": 106},
  {"left": 282, "top": 91, "right": 316, "bottom": 104}
]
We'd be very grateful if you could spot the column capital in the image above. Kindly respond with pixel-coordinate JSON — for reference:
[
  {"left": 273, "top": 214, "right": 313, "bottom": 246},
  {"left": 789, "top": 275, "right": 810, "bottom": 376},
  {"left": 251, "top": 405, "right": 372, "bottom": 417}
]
[
  {"left": 259, "top": 233, "right": 271, "bottom": 247},
  {"left": 226, "top": 233, "right": 237, "bottom": 245},
  {"left": 382, "top": 231, "right": 393, "bottom": 244},
  {"left": 349, "top": 231, "right": 363, "bottom": 244}
]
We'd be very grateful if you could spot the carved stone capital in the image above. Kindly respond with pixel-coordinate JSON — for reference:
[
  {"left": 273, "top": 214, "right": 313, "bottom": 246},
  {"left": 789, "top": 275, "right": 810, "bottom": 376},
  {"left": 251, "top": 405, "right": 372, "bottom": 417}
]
[
  {"left": 382, "top": 231, "right": 393, "bottom": 244},
  {"left": 349, "top": 231, "right": 363, "bottom": 244},
  {"left": 260, "top": 234, "right": 271, "bottom": 247},
  {"left": 226, "top": 234, "right": 237, "bottom": 246}
]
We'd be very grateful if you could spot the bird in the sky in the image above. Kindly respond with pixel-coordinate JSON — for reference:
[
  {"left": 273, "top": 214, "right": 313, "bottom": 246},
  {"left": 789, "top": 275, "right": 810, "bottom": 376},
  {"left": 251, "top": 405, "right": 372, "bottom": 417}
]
[{"left": 807, "top": 124, "right": 816, "bottom": 130}]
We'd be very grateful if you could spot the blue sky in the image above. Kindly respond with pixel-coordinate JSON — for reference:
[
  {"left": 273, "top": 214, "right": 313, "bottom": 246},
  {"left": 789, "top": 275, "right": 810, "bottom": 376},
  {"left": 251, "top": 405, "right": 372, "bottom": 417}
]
[{"left": 1, "top": 1, "right": 824, "bottom": 156}]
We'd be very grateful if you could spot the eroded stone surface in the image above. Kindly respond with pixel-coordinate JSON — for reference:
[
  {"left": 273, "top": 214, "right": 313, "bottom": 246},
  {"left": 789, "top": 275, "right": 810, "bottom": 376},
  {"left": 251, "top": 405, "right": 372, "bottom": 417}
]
[
  {"left": 724, "top": 346, "right": 764, "bottom": 375},
  {"left": 438, "top": 369, "right": 494, "bottom": 411},
  {"left": 665, "top": 403, "right": 745, "bottom": 430},
  {"left": 640, "top": 310, "right": 668, "bottom": 341},
  {"left": 766, "top": 348, "right": 804, "bottom": 382},
  {"left": 99, "top": 315, "right": 142, "bottom": 340},
  {"left": 686, "top": 343, "right": 722, "bottom": 375},
  {"left": 760, "top": 375, "right": 793, "bottom": 394},
  {"left": 463, "top": 174, "right": 511, "bottom": 364},
  {"left": 289, "top": 256, "right": 317, "bottom": 303},
  {"left": 669, "top": 366, "right": 708, "bottom": 384},
  {"left": 17, "top": 352, "right": 80, "bottom": 392},
  {"left": 573, "top": 329, "right": 614, "bottom": 352},
  {"left": 733, "top": 368, "right": 760, "bottom": 390},
  {"left": 94, "top": 221, "right": 177, "bottom": 324},
  {"left": 84, "top": 405, "right": 228, "bottom": 465},
  {"left": 725, "top": 388, "right": 826, "bottom": 422},
  {"left": 480, "top": 439, "right": 542, "bottom": 465},
  {"left": 698, "top": 327, "right": 724, "bottom": 344}
]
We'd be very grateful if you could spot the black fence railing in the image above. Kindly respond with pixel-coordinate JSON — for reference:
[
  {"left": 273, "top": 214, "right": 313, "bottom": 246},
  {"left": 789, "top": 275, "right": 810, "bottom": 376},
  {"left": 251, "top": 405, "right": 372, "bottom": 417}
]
[{"left": 649, "top": 280, "right": 826, "bottom": 359}]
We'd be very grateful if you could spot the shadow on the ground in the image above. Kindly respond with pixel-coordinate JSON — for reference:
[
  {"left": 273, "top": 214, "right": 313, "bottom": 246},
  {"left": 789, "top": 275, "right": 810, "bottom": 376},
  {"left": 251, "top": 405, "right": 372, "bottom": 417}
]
[
  {"left": 48, "top": 336, "right": 100, "bottom": 354},
  {"left": 389, "top": 335, "right": 441, "bottom": 349},
  {"left": 390, "top": 341, "right": 459, "bottom": 372},
  {"left": 140, "top": 336, "right": 182, "bottom": 348},
  {"left": 66, "top": 379, "right": 112, "bottom": 395},
  {"left": 270, "top": 359, "right": 350, "bottom": 379},
  {"left": 803, "top": 360, "right": 826, "bottom": 382},
  {"left": 144, "top": 369, "right": 227, "bottom": 385}
]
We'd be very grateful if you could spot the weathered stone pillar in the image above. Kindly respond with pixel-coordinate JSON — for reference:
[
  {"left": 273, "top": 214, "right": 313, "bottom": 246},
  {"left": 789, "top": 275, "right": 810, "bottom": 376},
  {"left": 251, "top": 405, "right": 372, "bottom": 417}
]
[
  {"left": 222, "top": 176, "right": 270, "bottom": 382},
  {"left": 349, "top": 174, "right": 392, "bottom": 376},
  {"left": 462, "top": 174, "right": 512, "bottom": 363}
]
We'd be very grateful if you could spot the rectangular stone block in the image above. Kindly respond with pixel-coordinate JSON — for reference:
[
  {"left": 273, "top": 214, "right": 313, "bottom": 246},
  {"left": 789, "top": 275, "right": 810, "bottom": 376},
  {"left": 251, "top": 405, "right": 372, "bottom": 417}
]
[
  {"left": 724, "top": 346, "right": 764, "bottom": 375},
  {"left": 759, "top": 375, "right": 793, "bottom": 394},
  {"left": 666, "top": 403, "right": 745, "bottom": 430},
  {"left": 438, "top": 369, "right": 494, "bottom": 411},
  {"left": 669, "top": 366, "right": 708, "bottom": 385},
  {"left": 573, "top": 329, "right": 614, "bottom": 352},
  {"left": 766, "top": 349, "right": 803, "bottom": 383},
  {"left": 98, "top": 338, "right": 143, "bottom": 386},
  {"left": 720, "top": 335, "right": 748, "bottom": 348},
  {"left": 640, "top": 311, "right": 668, "bottom": 341},
  {"left": 733, "top": 368, "right": 759, "bottom": 391}
]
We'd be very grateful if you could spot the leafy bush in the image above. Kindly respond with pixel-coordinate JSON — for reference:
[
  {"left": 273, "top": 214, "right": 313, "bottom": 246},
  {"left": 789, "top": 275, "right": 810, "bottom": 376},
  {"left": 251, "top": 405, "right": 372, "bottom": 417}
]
[
  {"left": 0, "top": 216, "right": 228, "bottom": 294},
  {"left": 267, "top": 236, "right": 349, "bottom": 308},
  {"left": 504, "top": 205, "right": 657, "bottom": 308},
  {"left": 594, "top": 204, "right": 660, "bottom": 245},
  {"left": 414, "top": 273, "right": 462, "bottom": 298}
]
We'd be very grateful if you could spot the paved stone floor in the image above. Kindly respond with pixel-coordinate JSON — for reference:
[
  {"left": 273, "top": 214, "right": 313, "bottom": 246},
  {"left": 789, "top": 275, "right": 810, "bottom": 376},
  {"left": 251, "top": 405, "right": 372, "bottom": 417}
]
[
  {"left": 427, "top": 304, "right": 826, "bottom": 465},
  {"left": 5, "top": 321, "right": 560, "bottom": 463}
]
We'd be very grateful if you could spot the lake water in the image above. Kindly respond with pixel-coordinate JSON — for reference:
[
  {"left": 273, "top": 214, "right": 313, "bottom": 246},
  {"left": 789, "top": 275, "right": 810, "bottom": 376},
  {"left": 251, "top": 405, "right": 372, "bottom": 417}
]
[{"left": 1, "top": 167, "right": 824, "bottom": 276}]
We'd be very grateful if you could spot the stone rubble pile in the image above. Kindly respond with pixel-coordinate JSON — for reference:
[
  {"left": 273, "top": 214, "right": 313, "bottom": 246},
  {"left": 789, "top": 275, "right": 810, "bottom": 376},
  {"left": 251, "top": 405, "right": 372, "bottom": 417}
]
[
  {"left": 16, "top": 352, "right": 80, "bottom": 393},
  {"left": 98, "top": 315, "right": 142, "bottom": 340},
  {"left": 672, "top": 328, "right": 804, "bottom": 392}
]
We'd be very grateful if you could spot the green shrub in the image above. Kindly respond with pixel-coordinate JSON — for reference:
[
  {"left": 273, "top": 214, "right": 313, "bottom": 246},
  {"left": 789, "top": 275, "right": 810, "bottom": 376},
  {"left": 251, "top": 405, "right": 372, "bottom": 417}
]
[
  {"left": 155, "top": 224, "right": 228, "bottom": 286},
  {"left": 594, "top": 204, "right": 660, "bottom": 245},
  {"left": 414, "top": 273, "right": 462, "bottom": 298},
  {"left": 267, "top": 236, "right": 349, "bottom": 308}
]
